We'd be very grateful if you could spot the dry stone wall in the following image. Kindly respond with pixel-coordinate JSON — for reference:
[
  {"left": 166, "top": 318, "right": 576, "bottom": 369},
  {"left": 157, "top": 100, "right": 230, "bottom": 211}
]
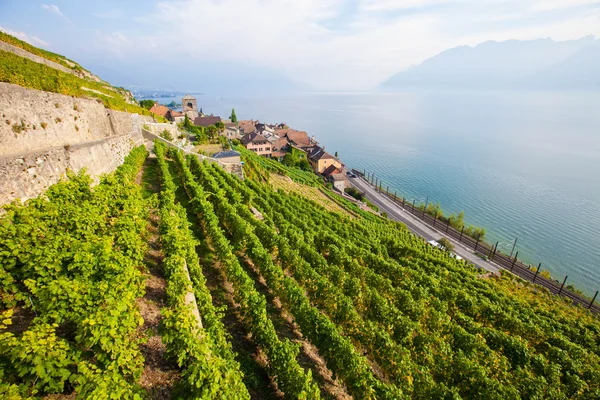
[
  {"left": 0, "top": 133, "right": 142, "bottom": 205},
  {"left": 0, "top": 83, "right": 149, "bottom": 158},
  {"left": 143, "top": 122, "right": 180, "bottom": 140},
  {"left": 0, "top": 84, "right": 151, "bottom": 205}
]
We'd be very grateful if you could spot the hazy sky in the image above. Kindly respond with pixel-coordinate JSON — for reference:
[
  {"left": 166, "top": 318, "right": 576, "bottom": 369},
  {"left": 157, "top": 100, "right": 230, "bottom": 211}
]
[{"left": 1, "top": 0, "right": 599, "bottom": 90}]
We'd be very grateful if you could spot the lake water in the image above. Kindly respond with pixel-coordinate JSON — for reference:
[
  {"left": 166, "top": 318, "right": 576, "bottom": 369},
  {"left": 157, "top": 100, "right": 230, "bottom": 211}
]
[{"left": 151, "top": 91, "right": 600, "bottom": 296}]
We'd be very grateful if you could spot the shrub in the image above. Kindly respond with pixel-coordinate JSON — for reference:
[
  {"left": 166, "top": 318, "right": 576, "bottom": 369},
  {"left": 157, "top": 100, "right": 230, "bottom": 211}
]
[
  {"left": 160, "top": 129, "right": 174, "bottom": 141},
  {"left": 345, "top": 187, "right": 364, "bottom": 201},
  {"left": 365, "top": 199, "right": 379, "bottom": 212}
]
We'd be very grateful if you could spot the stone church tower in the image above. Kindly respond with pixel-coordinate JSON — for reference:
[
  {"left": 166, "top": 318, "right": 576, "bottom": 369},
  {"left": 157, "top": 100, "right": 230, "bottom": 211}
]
[{"left": 182, "top": 94, "right": 198, "bottom": 113}]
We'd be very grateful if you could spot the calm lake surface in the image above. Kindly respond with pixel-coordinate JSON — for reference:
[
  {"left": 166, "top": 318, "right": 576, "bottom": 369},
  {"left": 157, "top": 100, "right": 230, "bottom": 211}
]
[{"left": 155, "top": 91, "right": 600, "bottom": 296}]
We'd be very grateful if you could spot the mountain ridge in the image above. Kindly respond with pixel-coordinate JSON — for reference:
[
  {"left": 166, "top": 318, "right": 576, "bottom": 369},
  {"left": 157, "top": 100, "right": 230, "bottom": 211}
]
[{"left": 378, "top": 36, "right": 600, "bottom": 91}]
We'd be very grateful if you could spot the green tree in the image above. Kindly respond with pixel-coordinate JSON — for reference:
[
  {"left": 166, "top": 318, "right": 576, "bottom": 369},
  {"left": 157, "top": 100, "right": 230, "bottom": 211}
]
[
  {"left": 139, "top": 99, "right": 155, "bottom": 110},
  {"left": 335, "top": 151, "right": 338, "bottom": 157},
  {"left": 183, "top": 114, "right": 193, "bottom": 129},
  {"left": 282, "top": 153, "right": 296, "bottom": 167},
  {"left": 207, "top": 125, "right": 218, "bottom": 141},
  {"left": 282, "top": 147, "right": 301, "bottom": 167},
  {"left": 230, "top": 108, "right": 238, "bottom": 123},
  {"left": 298, "top": 158, "right": 312, "bottom": 172},
  {"left": 215, "top": 121, "right": 225, "bottom": 133},
  {"left": 437, "top": 237, "right": 455, "bottom": 253}
]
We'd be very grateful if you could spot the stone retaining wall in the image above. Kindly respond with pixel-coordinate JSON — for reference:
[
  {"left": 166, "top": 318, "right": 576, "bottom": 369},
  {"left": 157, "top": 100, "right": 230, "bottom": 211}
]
[
  {"left": 0, "top": 131, "right": 143, "bottom": 205},
  {"left": 0, "top": 83, "right": 152, "bottom": 158}
]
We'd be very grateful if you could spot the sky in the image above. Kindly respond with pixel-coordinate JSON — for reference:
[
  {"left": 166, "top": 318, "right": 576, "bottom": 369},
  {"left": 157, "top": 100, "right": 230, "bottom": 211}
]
[{"left": 1, "top": 0, "right": 599, "bottom": 91}]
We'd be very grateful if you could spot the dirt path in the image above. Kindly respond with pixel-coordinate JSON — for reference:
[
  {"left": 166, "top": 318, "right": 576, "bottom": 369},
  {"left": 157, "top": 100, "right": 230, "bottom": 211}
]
[
  {"left": 136, "top": 157, "right": 180, "bottom": 398},
  {"left": 198, "top": 240, "right": 282, "bottom": 400},
  {"left": 166, "top": 158, "right": 281, "bottom": 399}
]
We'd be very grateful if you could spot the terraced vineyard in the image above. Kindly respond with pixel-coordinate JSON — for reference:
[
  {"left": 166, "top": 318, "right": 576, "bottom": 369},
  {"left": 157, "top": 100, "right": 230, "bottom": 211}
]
[{"left": 1, "top": 142, "right": 599, "bottom": 399}]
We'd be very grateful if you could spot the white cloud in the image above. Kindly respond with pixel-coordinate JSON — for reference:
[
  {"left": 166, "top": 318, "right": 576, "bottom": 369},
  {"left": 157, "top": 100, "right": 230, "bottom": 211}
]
[
  {"left": 359, "top": 0, "right": 452, "bottom": 12},
  {"left": 89, "top": 0, "right": 600, "bottom": 89},
  {"left": 529, "top": 0, "right": 600, "bottom": 11},
  {"left": 41, "top": 4, "right": 65, "bottom": 17},
  {"left": 93, "top": 9, "right": 123, "bottom": 19},
  {"left": 0, "top": 26, "right": 50, "bottom": 47}
]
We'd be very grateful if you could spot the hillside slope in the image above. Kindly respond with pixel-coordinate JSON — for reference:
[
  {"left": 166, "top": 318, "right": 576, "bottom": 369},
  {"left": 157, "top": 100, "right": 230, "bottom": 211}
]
[
  {"left": 0, "top": 31, "right": 153, "bottom": 115},
  {"left": 0, "top": 31, "right": 599, "bottom": 400},
  {"left": 0, "top": 32, "right": 166, "bottom": 205}
]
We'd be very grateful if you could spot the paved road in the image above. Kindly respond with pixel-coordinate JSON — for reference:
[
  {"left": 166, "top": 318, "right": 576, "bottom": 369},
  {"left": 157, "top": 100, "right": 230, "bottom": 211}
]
[{"left": 349, "top": 176, "right": 501, "bottom": 274}]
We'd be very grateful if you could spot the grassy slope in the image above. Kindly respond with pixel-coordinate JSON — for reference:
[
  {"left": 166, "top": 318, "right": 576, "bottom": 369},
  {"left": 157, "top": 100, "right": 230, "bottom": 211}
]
[
  {"left": 240, "top": 145, "right": 599, "bottom": 320},
  {"left": 0, "top": 32, "right": 164, "bottom": 120},
  {"left": 206, "top": 149, "right": 600, "bottom": 398},
  {"left": 0, "top": 31, "right": 87, "bottom": 73}
]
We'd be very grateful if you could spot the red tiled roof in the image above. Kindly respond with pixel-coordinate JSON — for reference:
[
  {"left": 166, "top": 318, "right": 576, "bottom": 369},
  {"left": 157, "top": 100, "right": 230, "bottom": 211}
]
[
  {"left": 149, "top": 104, "right": 170, "bottom": 117},
  {"left": 322, "top": 165, "right": 340, "bottom": 177},
  {"left": 307, "top": 147, "right": 335, "bottom": 161},
  {"left": 275, "top": 128, "right": 291, "bottom": 136},
  {"left": 241, "top": 132, "right": 269, "bottom": 145},
  {"left": 193, "top": 116, "right": 222, "bottom": 127},
  {"left": 239, "top": 120, "right": 256, "bottom": 134},
  {"left": 331, "top": 172, "right": 347, "bottom": 181},
  {"left": 165, "top": 109, "right": 183, "bottom": 120},
  {"left": 286, "top": 130, "right": 310, "bottom": 146}
]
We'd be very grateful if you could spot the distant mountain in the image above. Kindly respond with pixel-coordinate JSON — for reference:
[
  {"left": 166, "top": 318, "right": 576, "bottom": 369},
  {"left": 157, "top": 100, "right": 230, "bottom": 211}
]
[{"left": 378, "top": 36, "right": 600, "bottom": 91}]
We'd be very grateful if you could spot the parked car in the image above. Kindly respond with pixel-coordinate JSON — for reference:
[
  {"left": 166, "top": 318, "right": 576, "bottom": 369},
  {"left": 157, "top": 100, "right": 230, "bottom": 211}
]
[{"left": 428, "top": 240, "right": 463, "bottom": 261}]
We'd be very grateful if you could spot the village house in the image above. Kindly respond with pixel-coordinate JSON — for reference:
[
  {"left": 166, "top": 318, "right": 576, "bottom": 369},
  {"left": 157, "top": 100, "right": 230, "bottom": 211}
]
[
  {"left": 256, "top": 123, "right": 275, "bottom": 136},
  {"left": 269, "top": 136, "right": 290, "bottom": 160},
  {"left": 165, "top": 109, "right": 185, "bottom": 123},
  {"left": 241, "top": 132, "right": 272, "bottom": 157},
  {"left": 286, "top": 130, "right": 312, "bottom": 148},
  {"left": 212, "top": 150, "right": 241, "bottom": 164},
  {"left": 322, "top": 165, "right": 348, "bottom": 191},
  {"left": 193, "top": 115, "right": 222, "bottom": 127},
  {"left": 238, "top": 120, "right": 258, "bottom": 135},
  {"left": 307, "top": 146, "right": 342, "bottom": 174},
  {"left": 222, "top": 123, "right": 242, "bottom": 140},
  {"left": 330, "top": 172, "right": 348, "bottom": 191},
  {"left": 149, "top": 102, "right": 170, "bottom": 119}
]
